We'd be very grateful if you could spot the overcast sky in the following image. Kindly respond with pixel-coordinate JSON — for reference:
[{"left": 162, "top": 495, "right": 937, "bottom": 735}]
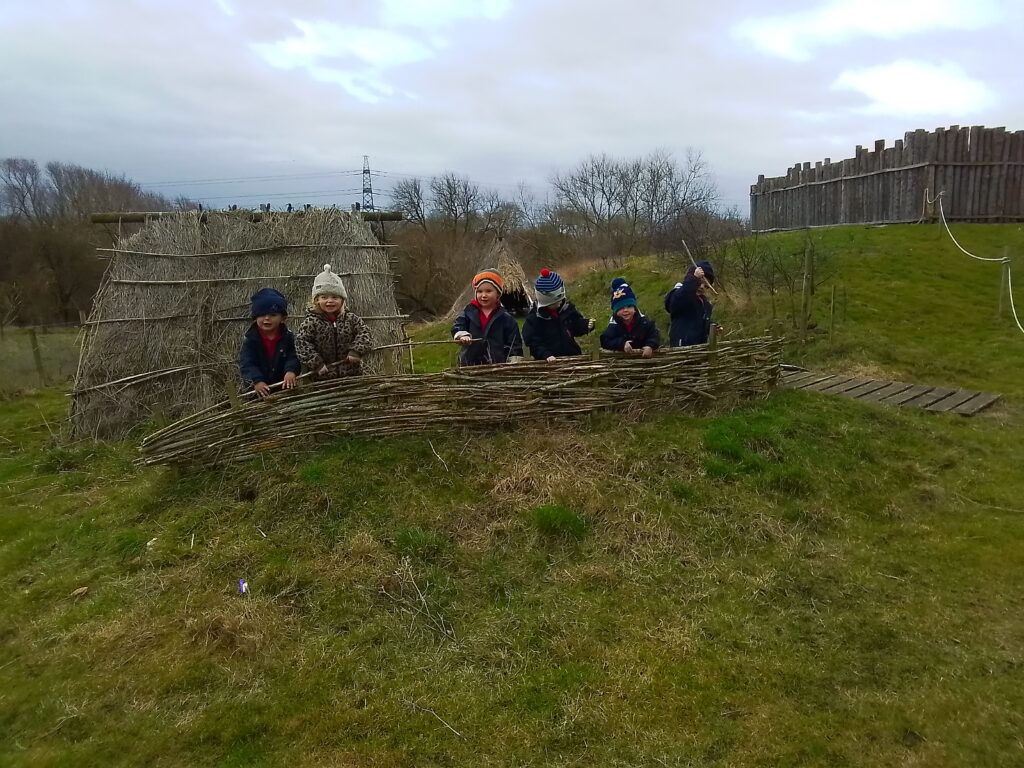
[{"left": 1, "top": 0, "right": 1020, "bottom": 214}]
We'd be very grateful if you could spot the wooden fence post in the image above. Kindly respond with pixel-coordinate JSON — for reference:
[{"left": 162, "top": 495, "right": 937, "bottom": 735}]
[
  {"left": 28, "top": 327, "right": 49, "bottom": 385},
  {"left": 998, "top": 247, "right": 1010, "bottom": 318},
  {"left": 829, "top": 284, "right": 837, "bottom": 346},
  {"left": 800, "top": 241, "right": 814, "bottom": 340}
]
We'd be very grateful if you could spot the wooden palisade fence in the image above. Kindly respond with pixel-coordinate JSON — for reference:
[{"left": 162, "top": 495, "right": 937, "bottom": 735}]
[{"left": 750, "top": 125, "right": 1024, "bottom": 232}]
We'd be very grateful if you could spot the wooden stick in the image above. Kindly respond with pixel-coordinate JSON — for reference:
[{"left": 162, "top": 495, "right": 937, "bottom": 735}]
[{"left": 96, "top": 243, "right": 394, "bottom": 257}]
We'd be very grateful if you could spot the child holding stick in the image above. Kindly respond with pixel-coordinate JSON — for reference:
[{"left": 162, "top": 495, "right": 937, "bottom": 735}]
[
  {"left": 664, "top": 260, "right": 716, "bottom": 347},
  {"left": 296, "top": 264, "right": 373, "bottom": 378},
  {"left": 452, "top": 270, "right": 524, "bottom": 365},
  {"left": 599, "top": 278, "right": 660, "bottom": 358},
  {"left": 522, "top": 268, "right": 596, "bottom": 361},
  {"left": 238, "top": 288, "right": 301, "bottom": 398}
]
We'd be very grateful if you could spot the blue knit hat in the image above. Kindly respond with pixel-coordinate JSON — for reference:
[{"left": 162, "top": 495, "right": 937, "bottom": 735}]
[
  {"left": 250, "top": 287, "right": 288, "bottom": 317},
  {"left": 610, "top": 277, "right": 637, "bottom": 312},
  {"left": 534, "top": 268, "right": 566, "bottom": 307},
  {"left": 690, "top": 260, "right": 715, "bottom": 285}
]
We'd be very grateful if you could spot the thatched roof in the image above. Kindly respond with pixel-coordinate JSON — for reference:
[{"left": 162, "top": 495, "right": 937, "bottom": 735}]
[
  {"left": 71, "top": 209, "right": 405, "bottom": 438},
  {"left": 446, "top": 238, "right": 531, "bottom": 318}
]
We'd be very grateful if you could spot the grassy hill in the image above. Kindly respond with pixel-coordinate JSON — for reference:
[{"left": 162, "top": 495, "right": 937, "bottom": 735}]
[{"left": 1, "top": 224, "right": 1023, "bottom": 766}]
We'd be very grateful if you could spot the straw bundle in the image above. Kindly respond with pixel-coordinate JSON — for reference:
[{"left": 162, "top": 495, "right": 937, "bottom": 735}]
[
  {"left": 447, "top": 238, "right": 532, "bottom": 317},
  {"left": 139, "top": 336, "right": 782, "bottom": 466},
  {"left": 72, "top": 209, "right": 405, "bottom": 438}
]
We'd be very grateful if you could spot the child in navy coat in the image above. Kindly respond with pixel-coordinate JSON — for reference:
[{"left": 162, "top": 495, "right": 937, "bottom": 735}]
[
  {"left": 664, "top": 260, "right": 715, "bottom": 347},
  {"left": 452, "top": 270, "right": 524, "bottom": 365},
  {"left": 599, "top": 278, "right": 660, "bottom": 357},
  {"left": 239, "top": 288, "right": 301, "bottom": 398},
  {"left": 522, "top": 268, "right": 595, "bottom": 361}
]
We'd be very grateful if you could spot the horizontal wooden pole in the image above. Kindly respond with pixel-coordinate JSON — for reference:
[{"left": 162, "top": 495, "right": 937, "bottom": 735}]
[
  {"left": 96, "top": 243, "right": 394, "bottom": 257},
  {"left": 89, "top": 210, "right": 403, "bottom": 224},
  {"left": 109, "top": 271, "right": 392, "bottom": 285}
]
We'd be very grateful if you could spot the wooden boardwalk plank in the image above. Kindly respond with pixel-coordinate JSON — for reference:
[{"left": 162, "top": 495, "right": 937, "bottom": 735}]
[
  {"left": 952, "top": 391, "right": 1001, "bottom": 415},
  {"left": 902, "top": 387, "right": 958, "bottom": 409},
  {"left": 775, "top": 369, "right": 1001, "bottom": 417},
  {"left": 880, "top": 384, "right": 934, "bottom": 405},
  {"left": 843, "top": 380, "right": 892, "bottom": 399},
  {"left": 800, "top": 375, "right": 848, "bottom": 392},
  {"left": 820, "top": 377, "right": 870, "bottom": 394},
  {"left": 781, "top": 371, "right": 819, "bottom": 387},
  {"left": 925, "top": 390, "right": 982, "bottom": 413},
  {"left": 860, "top": 382, "right": 914, "bottom": 403}
]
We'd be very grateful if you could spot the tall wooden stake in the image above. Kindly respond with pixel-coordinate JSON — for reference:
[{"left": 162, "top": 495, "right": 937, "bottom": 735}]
[
  {"left": 998, "top": 246, "right": 1009, "bottom": 318},
  {"left": 829, "top": 284, "right": 837, "bottom": 346},
  {"left": 29, "top": 327, "right": 48, "bottom": 385}
]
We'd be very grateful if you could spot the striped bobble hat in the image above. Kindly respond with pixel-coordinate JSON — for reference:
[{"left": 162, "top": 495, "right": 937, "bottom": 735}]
[
  {"left": 610, "top": 277, "right": 637, "bottom": 312},
  {"left": 473, "top": 269, "right": 504, "bottom": 294},
  {"left": 534, "top": 268, "right": 566, "bottom": 307}
]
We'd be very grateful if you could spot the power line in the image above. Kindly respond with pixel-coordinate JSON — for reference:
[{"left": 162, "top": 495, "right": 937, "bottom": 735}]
[
  {"left": 141, "top": 170, "right": 364, "bottom": 188},
  {"left": 195, "top": 188, "right": 363, "bottom": 202}
]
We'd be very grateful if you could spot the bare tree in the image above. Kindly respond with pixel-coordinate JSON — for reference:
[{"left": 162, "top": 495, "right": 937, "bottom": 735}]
[{"left": 551, "top": 150, "right": 718, "bottom": 266}]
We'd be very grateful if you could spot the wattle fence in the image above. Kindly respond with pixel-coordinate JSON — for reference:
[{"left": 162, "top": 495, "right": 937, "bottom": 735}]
[{"left": 750, "top": 125, "right": 1024, "bottom": 232}]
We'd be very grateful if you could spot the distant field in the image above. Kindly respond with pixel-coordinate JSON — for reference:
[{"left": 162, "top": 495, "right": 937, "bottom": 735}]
[{"left": 0, "top": 327, "right": 80, "bottom": 392}]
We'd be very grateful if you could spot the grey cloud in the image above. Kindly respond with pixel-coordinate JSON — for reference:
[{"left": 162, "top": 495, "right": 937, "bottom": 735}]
[{"left": 1, "top": 0, "right": 1021, "bottom": 211}]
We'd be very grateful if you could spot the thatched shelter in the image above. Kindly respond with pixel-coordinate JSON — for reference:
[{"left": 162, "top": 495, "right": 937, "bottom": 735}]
[
  {"left": 72, "top": 209, "right": 405, "bottom": 438},
  {"left": 447, "top": 238, "right": 532, "bottom": 318}
]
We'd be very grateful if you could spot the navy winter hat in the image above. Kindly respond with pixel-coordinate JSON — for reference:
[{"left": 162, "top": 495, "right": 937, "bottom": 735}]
[
  {"left": 691, "top": 260, "right": 715, "bottom": 285},
  {"left": 610, "top": 277, "right": 638, "bottom": 312},
  {"left": 535, "top": 268, "right": 566, "bottom": 307},
  {"left": 250, "top": 288, "right": 288, "bottom": 317}
]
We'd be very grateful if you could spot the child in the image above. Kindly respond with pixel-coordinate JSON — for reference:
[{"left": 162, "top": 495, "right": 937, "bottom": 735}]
[
  {"left": 664, "top": 260, "right": 715, "bottom": 347},
  {"left": 599, "top": 277, "right": 660, "bottom": 358},
  {"left": 296, "top": 264, "right": 373, "bottom": 378},
  {"left": 238, "top": 287, "right": 301, "bottom": 398},
  {"left": 452, "top": 269, "right": 524, "bottom": 365},
  {"left": 522, "top": 268, "right": 595, "bottom": 361}
]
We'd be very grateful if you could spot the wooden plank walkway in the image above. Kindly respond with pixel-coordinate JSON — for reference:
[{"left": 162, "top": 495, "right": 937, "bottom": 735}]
[{"left": 780, "top": 370, "right": 1001, "bottom": 416}]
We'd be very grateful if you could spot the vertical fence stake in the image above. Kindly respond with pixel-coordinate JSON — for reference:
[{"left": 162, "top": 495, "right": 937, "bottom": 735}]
[
  {"left": 829, "top": 284, "right": 837, "bottom": 346},
  {"left": 28, "top": 327, "right": 49, "bottom": 386},
  {"left": 800, "top": 241, "right": 813, "bottom": 340},
  {"left": 998, "top": 246, "right": 1010, "bottom": 318}
]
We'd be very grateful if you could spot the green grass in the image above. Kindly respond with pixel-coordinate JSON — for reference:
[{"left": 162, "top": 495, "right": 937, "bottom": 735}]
[
  {"left": 2, "top": 224, "right": 1024, "bottom": 766},
  {"left": 0, "top": 327, "right": 80, "bottom": 394}
]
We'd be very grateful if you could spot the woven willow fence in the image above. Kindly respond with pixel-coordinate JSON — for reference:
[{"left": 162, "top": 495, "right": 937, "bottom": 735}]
[
  {"left": 72, "top": 209, "right": 405, "bottom": 438},
  {"left": 139, "top": 337, "right": 783, "bottom": 466}
]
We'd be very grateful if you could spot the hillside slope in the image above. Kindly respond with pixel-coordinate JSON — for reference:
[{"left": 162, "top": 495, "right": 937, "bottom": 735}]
[{"left": 2, "top": 224, "right": 1023, "bottom": 767}]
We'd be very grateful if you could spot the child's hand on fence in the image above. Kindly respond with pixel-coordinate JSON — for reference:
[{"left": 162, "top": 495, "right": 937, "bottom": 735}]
[
  {"left": 317, "top": 364, "right": 330, "bottom": 376},
  {"left": 253, "top": 382, "right": 271, "bottom": 399},
  {"left": 345, "top": 353, "right": 362, "bottom": 365},
  {"left": 282, "top": 372, "right": 297, "bottom": 390},
  {"left": 623, "top": 341, "right": 634, "bottom": 354},
  {"left": 642, "top": 346, "right": 654, "bottom": 359},
  {"left": 587, "top": 318, "right": 596, "bottom": 331},
  {"left": 546, "top": 356, "right": 558, "bottom": 363},
  {"left": 454, "top": 332, "right": 473, "bottom": 346}
]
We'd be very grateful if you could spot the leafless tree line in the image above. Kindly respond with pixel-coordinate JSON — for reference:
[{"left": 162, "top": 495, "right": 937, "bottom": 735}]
[
  {"left": 0, "top": 158, "right": 192, "bottom": 325},
  {"left": 389, "top": 150, "right": 725, "bottom": 315}
]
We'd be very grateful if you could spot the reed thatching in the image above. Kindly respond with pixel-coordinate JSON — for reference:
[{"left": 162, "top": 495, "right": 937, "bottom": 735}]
[
  {"left": 447, "top": 238, "right": 532, "bottom": 317},
  {"left": 138, "top": 336, "right": 783, "bottom": 466},
  {"left": 72, "top": 209, "right": 405, "bottom": 438}
]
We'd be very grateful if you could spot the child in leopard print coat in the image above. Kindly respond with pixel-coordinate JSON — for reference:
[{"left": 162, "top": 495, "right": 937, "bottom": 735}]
[{"left": 295, "top": 264, "right": 373, "bottom": 378}]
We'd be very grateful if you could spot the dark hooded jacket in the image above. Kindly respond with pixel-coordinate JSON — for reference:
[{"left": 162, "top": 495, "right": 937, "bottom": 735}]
[
  {"left": 599, "top": 312, "right": 661, "bottom": 351},
  {"left": 522, "top": 301, "right": 592, "bottom": 359},
  {"left": 238, "top": 323, "right": 301, "bottom": 387},
  {"left": 451, "top": 301, "right": 523, "bottom": 365},
  {"left": 665, "top": 260, "right": 715, "bottom": 347}
]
